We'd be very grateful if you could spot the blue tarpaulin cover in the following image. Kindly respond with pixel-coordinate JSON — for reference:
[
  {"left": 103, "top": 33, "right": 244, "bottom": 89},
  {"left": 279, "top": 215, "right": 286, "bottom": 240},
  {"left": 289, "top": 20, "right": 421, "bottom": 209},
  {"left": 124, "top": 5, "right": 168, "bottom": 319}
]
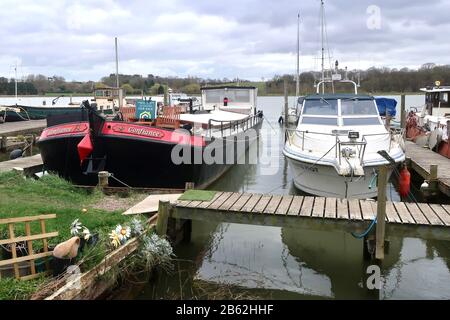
[{"left": 375, "top": 98, "right": 397, "bottom": 116}]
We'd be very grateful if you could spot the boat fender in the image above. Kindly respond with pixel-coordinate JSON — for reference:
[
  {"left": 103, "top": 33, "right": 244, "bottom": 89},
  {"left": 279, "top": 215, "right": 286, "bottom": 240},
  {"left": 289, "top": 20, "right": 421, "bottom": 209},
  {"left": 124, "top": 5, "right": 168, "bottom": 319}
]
[
  {"left": 9, "top": 149, "right": 23, "bottom": 160},
  {"left": 399, "top": 164, "right": 411, "bottom": 197}
]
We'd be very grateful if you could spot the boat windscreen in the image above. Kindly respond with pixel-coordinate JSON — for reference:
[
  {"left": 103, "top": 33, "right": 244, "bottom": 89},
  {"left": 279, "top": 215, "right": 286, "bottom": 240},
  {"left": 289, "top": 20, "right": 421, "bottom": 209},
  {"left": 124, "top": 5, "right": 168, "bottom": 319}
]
[
  {"left": 342, "top": 117, "right": 381, "bottom": 126},
  {"left": 341, "top": 99, "right": 378, "bottom": 115},
  {"left": 301, "top": 117, "right": 338, "bottom": 125},
  {"left": 303, "top": 99, "right": 338, "bottom": 115}
]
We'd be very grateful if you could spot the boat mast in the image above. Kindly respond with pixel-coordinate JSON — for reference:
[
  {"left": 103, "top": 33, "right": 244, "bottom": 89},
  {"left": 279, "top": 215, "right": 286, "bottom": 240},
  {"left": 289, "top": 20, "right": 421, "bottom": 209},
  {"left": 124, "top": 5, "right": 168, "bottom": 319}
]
[
  {"left": 14, "top": 62, "right": 18, "bottom": 103},
  {"left": 115, "top": 37, "right": 122, "bottom": 110},
  {"left": 320, "top": 0, "right": 325, "bottom": 94},
  {"left": 295, "top": 12, "right": 300, "bottom": 98}
]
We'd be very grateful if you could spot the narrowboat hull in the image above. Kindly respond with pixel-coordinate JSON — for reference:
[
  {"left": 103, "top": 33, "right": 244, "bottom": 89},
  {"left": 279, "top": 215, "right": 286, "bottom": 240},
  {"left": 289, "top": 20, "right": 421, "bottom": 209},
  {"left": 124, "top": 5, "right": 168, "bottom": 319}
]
[{"left": 38, "top": 118, "right": 263, "bottom": 188}]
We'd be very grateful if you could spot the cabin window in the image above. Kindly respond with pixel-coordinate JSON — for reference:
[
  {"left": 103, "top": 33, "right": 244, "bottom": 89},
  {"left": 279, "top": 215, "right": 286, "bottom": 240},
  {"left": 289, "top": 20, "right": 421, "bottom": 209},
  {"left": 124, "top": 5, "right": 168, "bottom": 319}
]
[
  {"left": 205, "top": 90, "right": 223, "bottom": 103},
  {"left": 301, "top": 117, "right": 337, "bottom": 125},
  {"left": 441, "top": 92, "right": 448, "bottom": 103},
  {"left": 204, "top": 89, "right": 251, "bottom": 104},
  {"left": 302, "top": 99, "right": 338, "bottom": 115},
  {"left": 342, "top": 117, "right": 381, "bottom": 126},
  {"left": 234, "top": 90, "right": 250, "bottom": 103},
  {"left": 341, "top": 100, "right": 378, "bottom": 115}
]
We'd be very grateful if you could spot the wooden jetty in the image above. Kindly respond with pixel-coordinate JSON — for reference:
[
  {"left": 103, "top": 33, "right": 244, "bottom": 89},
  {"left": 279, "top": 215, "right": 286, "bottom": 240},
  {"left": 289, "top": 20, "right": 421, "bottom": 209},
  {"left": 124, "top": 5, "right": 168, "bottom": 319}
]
[
  {"left": 170, "top": 192, "right": 449, "bottom": 241},
  {"left": 0, "top": 154, "right": 43, "bottom": 175},
  {"left": 0, "top": 119, "right": 46, "bottom": 137},
  {"left": 405, "top": 141, "right": 450, "bottom": 196}
]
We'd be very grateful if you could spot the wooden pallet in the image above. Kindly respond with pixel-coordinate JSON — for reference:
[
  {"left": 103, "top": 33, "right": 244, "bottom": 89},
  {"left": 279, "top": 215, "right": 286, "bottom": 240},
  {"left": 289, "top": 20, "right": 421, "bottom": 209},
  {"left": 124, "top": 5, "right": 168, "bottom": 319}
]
[{"left": 0, "top": 214, "right": 58, "bottom": 280}]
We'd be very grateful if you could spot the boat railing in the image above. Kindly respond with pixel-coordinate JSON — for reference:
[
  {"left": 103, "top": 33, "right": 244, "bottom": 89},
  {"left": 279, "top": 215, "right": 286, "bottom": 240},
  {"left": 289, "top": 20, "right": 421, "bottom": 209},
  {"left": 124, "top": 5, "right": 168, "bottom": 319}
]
[
  {"left": 285, "top": 129, "right": 396, "bottom": 165},
  {"left": 206, "top": 111, "right": 263, "bottom": 138}
]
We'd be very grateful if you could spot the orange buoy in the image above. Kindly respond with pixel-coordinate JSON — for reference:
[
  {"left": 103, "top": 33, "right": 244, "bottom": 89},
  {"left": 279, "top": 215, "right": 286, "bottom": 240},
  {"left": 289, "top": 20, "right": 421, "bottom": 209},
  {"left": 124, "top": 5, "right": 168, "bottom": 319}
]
[{"left": 399, "top": 164, "right": 411, "bottom": 197}]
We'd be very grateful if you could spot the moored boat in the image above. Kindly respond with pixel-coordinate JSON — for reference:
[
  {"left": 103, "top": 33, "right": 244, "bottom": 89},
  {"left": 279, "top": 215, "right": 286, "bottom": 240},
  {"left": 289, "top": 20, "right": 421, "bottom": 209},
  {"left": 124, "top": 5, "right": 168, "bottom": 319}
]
[
  {"left": 37, "top": 86, "right": 263, "bottom": 188},
  {"left": 283, "top": 81, "right": 405, "bottom": 199},
  {"left": 405, "top": 82, "right": 450, "bottom": 158}
]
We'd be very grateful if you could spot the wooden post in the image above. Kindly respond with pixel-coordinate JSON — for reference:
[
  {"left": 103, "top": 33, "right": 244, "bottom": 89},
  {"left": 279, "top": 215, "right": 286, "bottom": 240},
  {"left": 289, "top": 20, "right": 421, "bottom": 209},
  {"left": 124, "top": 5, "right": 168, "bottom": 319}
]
[
  {"left": 0, "top": 136, "right": 6, "bottom": 151},
  {"left": 375, "top": 165, "right": 388, "bottom": 260},
  {"left": 156, "top": 200, "right": 170, "bottom": 236},
  {"left": 98, "top": 171, "right": 109, "bottom": 188},
  {"left": 284, "top": 79, "right": 288, "bottom": 125},
  {"left": 385, "top": 110, "right": 391, "bottom": 130},
  {"left": 429, "top": 164, "right": 438, "bottom": 181},
  {"left": 400, "top": 94, "right": 406, "bottom": 129},
  {"left": 26, "top": 136, "right": 33, "bottom": 157}
]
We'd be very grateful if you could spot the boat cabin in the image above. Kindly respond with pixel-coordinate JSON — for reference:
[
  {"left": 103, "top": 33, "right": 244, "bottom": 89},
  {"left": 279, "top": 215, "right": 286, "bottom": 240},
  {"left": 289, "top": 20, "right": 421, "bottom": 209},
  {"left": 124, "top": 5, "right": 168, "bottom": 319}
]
[
  {"left": 92, "top": 86, "right": 124, "bottom": 111},
  {"left": 420, "top": 83, "right": 450, "bottom": 117},
  {"left": 298, "top": 94, "right": 382, "bottom": 130},
  {"left": 201, "top": 86, "right": 257, "bottom": 115}
]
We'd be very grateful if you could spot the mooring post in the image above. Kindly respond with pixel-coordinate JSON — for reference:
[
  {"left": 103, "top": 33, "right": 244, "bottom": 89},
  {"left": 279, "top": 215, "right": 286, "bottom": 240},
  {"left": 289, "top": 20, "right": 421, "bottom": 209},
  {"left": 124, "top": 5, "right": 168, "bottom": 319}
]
[
  {"left": 375, "top": 165, "right": 388, "bottom": 260},
  {"left": 284, "top": 78, "right": 288, "bottom": 125},
  {"left": 400, "top": 94, "right": 406, "bottom": 130},
  {"left": 385, "top": 110, "right": 391, "bottom": 130},
  {"left": 0, "top": 136, "right": 6, "bottom": 151},
  {"left": 156, "top": 200, "right": 170, "bottom": 236},
  {"left": 26, "top": 135, "right": 33, "bottom": 157},
  {"left": 98, "top": 171, "right": 110, "bottom": 189}
]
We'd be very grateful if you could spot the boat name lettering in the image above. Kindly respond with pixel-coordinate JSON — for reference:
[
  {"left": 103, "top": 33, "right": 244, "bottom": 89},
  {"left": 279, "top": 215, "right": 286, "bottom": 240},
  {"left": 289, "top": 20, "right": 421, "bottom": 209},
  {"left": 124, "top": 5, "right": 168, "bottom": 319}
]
[
  {"left": 47, "top": 124, "right": 87, "bottom": 136},
  {"left": 113, "top": 125, "right": 164, "bottom": 138}
]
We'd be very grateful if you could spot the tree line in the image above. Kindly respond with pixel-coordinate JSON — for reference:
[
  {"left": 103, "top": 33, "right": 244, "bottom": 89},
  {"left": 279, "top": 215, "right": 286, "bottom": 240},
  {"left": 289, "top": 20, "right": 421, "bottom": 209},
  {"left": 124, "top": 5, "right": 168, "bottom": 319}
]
[{"left": 1, "top": 63, "right": 449, "bottom": 96}]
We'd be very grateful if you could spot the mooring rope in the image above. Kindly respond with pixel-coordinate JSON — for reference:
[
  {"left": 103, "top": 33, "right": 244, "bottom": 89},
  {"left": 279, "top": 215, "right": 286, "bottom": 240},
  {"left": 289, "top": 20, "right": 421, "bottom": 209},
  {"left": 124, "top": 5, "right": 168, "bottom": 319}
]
[{"left": 109, "top": 173, "right": 132, "bottom": 188}]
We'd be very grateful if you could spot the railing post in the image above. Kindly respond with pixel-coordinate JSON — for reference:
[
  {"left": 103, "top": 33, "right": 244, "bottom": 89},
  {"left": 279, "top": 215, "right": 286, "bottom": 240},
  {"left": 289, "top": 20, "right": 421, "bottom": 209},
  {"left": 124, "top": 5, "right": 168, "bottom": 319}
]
[
  {"left": 156, "top": 200, "right": 170, "bottom": 236},
  {"left": 375, "top": 165, "right": 388, "bottom": 260},
  {"left": 400, "top": 94, "right": 406, "bottom": 129}
]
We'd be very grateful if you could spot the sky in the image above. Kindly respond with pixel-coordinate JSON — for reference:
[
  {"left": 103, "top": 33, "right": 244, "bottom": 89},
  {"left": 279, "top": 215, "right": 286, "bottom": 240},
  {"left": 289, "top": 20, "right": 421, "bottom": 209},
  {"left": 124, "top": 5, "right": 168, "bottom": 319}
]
[{"left": 0, "top": 0, "right": 449, "bottom": 81}]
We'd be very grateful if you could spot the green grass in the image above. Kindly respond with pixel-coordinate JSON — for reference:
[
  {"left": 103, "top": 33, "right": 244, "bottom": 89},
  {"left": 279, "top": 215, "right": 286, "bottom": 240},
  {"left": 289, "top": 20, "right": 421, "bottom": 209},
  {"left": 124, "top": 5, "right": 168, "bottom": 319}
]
[{"left": 0, "top": 171, "right": 135, "bottom": 300}]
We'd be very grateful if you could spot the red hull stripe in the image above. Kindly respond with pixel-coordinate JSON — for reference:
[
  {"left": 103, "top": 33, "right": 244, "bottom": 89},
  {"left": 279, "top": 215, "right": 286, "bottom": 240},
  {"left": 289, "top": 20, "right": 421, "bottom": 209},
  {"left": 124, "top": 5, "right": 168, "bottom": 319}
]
[
  {"left": 40, "top": 121, "right": 205, "bottom": 147},
  {"left": 40, "top": 122, "right": 89, "bottom": 139},
  {"left": 101, "top": 122, "right": 205, "bottom": 147}
]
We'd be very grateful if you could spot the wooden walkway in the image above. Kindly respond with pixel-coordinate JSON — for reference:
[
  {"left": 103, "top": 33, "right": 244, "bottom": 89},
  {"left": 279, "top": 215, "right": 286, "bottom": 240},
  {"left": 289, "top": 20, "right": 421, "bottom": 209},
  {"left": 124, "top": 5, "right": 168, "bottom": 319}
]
[
  {"left": 0, "top": 120, "right": 46, "bottom": 137},
  {"left": 405, "top": 141, "right": 450, "bottom": 196},
  {"left": 173, "top": 192, "right": 450, "bottom": 241},
  {"left": 0, "top": 154, "right": 43, "bottom": 175}
]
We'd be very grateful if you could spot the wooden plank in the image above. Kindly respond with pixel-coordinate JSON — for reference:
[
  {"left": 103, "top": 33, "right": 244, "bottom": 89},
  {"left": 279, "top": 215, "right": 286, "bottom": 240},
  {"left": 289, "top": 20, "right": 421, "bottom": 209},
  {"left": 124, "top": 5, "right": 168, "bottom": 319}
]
[
  {"left": 405, "top": 202, "right": 429, "bottom": 225},
  {"left": 186, "top": 200, "right": 202, "bottom": 208},
  {"left": 240, "top": 194, "right": 262, "bottom": 212},
  {"left": 207, "top": 192, "right": 233, "bottom": 210},
  {"left": 275, "top": 195, "right": 293, "bottom": 215},
  {"left": 416, "top": 203, "right": 443, "bottom": 226},
  {"left": 430, "top": 204, "right": 450, "bottom": 226},
  {"left": 176, "top": 200, "right": 192, "bottom": 207},
  {"left": 25, "top": 222, "right": 36, "bottom": 276},
  {"left": 348, "top": 199, "right": 362, "bottom": 220},
  {"left": 386, "top": 202, "right": 401, "bottom": 223},
  {"left": 252, "top": 195, "right": 272, "bottom": 213},
  {"left": 324, "top": 197, "right": 336, "bottom": 219},
  {"left": 197, "top": 192, "right": 223, "bottom": 209},
  {"left": 265, "top": 195, "right": 283, "bottom": 214},
  {"left": 393, "top": 202, "right": 415, "bottom": 224},
  {"left": 312, "top": 197, "right": 325, "bottom": 217},
  {"left": 40, "top": 219, "right": 50, "bottom": 271},
  {"left": 219, "top": 193, "right": 242, "bottom": 211},
  {"left": 287, "top": 196, "right": 303, "bottom": 215},
  {"left": 0, "top": 232, "right": 59, "bottom": 246},
  {"left": 299, "top": 196, "right": 314, "bottom": 216},
  {"left": 229, "top": 193, "right": 252, "bottom": 212},
  {"left": 0, "top": 251, "right": 53, "bottom": 268},
  {"left": 8, "top": 224, "right": 19, "bottom": 279},
  {"left": 336, "top": 198, "right": 349, "bottom": 219},
  {"left": 360, "top": 200, "right": 376, "bottom": 220},
  {"left": 0, "top": 214, "right": 56, "bottom": 225}
]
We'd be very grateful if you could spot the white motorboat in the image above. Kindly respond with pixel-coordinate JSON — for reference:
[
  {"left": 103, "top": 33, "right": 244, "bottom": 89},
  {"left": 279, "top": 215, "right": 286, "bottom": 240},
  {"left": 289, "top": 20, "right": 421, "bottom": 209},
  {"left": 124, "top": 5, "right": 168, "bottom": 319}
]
[{"left": 283, "top": 81, "right": 405, "bottom": 199}]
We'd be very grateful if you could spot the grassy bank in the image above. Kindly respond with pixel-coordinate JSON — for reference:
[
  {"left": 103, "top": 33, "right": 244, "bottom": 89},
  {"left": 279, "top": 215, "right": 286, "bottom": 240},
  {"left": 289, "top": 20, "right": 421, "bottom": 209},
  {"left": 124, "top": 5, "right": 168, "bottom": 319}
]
[{"left": 0, "top": 172, "right": 145, "bottom": 300}]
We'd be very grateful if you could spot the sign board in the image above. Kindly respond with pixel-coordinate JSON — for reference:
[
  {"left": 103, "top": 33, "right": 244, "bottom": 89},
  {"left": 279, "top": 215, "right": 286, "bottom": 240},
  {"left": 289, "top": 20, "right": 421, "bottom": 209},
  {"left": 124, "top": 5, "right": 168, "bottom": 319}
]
[
  {"left": 331, "top": 74, "right": 342, "bottom": 81},
  {"left": 135, "top": 100, "right": 157, "bottom": 120}
]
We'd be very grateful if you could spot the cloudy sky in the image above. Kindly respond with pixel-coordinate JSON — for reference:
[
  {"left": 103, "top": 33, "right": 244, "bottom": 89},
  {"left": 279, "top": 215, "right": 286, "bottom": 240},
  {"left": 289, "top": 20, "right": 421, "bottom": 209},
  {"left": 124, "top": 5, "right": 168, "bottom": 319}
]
[{"left": 0, "top": 0, "right": 448, "bottom": 81}]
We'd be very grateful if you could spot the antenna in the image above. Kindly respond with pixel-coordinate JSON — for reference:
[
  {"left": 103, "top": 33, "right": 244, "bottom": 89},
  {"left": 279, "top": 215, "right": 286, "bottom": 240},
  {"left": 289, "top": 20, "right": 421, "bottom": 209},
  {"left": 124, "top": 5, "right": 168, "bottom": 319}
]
[
  {"left": 320, "top": 0, "right": 325, "bottom": 94},
  {"left": 296, "top": 12, "right": 300, "bottom": 98},
  {"left": 14, "top": 61, "right": 18, "bottom": 102}
]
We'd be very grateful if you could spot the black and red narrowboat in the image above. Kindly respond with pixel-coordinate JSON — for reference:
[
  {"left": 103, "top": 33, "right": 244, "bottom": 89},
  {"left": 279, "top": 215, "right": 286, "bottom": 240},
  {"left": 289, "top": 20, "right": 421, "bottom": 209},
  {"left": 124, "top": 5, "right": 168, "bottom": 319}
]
[{"left": 37, "top": 86, "right": 263, "bottom": 188}]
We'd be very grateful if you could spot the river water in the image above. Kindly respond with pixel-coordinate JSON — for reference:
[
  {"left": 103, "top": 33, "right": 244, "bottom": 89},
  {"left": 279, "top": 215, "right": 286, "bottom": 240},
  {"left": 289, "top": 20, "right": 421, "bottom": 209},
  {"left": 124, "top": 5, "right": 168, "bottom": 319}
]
[
  {"left": 2, "top": 94, "right": 449, "bottom": 299},
  {"left": 133, "top": 95, "right": 450, "bottom": 300}
]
